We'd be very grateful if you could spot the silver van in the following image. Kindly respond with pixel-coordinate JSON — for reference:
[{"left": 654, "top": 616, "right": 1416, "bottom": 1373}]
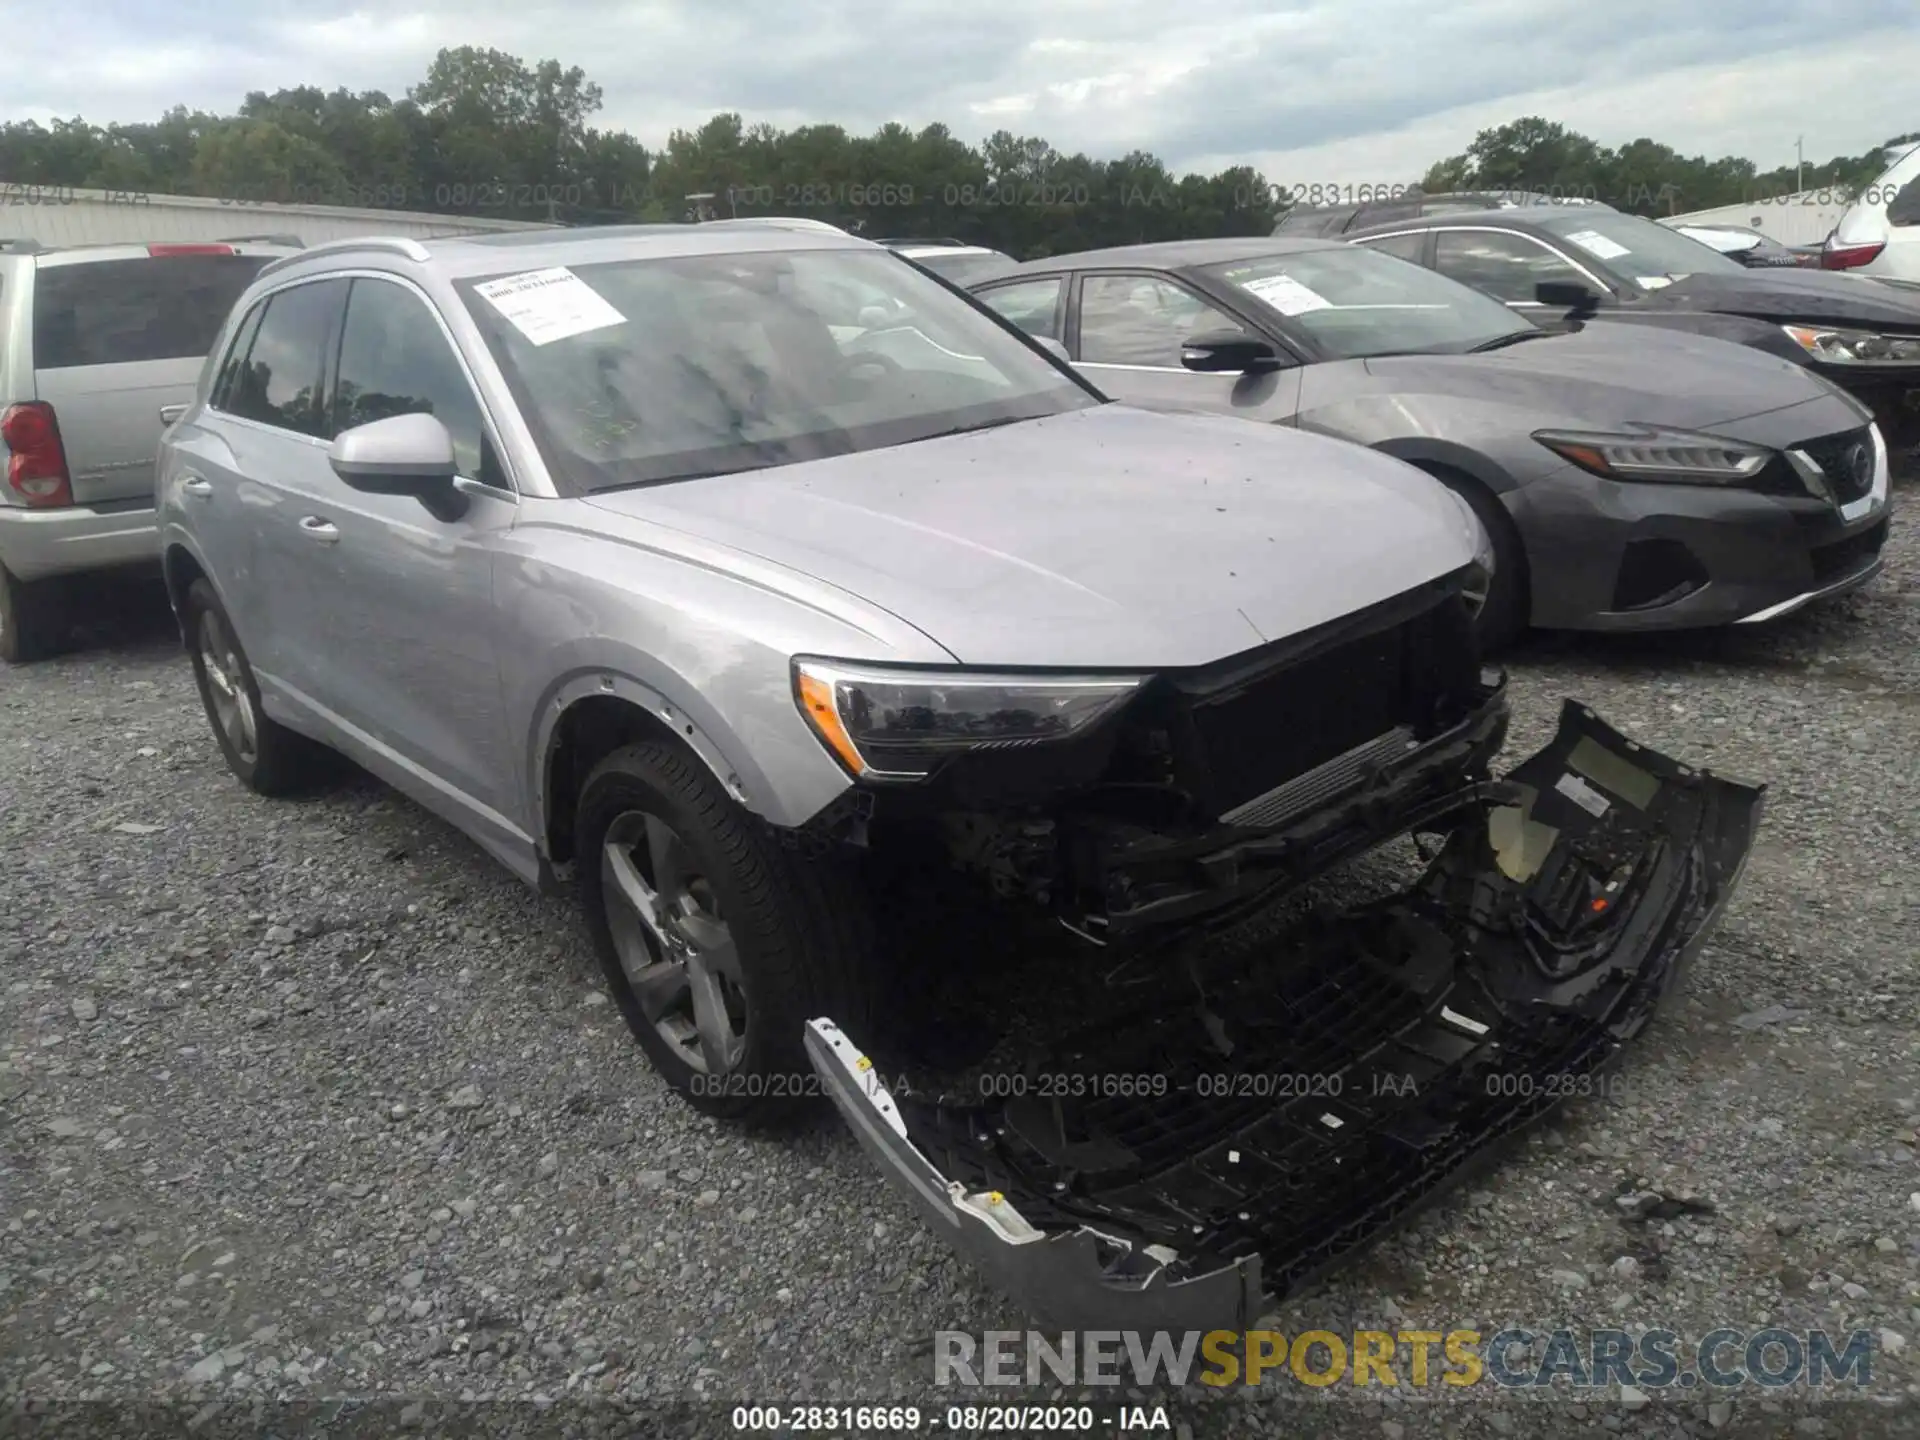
[{"left": 0, "top": 237, "right": 297, "bottom": 661}]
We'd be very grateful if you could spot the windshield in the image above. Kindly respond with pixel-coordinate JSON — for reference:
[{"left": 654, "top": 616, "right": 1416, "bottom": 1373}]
[
  {"left": 1206, "top": 246, "right": 1533, "bottom": 359},
  {"left": 459, "top": 247, "right": 1094, "bottom": 492},
  {"left": 1536, "top": 212, "right": 1743, "bottom": 287}
]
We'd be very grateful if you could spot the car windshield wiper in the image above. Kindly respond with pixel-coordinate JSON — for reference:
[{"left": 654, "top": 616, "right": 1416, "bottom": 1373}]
[{"left": 1468, "top": 329, "right": 1556, "bottom": 353}]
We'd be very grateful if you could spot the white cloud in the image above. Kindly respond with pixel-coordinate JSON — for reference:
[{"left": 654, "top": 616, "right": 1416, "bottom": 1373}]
[
  {"left": 4, "top": 0, "right": 1914, "bottom": 190},
  {"left": 1190, "top": 28, "right": 1920, "bottom": 191}
]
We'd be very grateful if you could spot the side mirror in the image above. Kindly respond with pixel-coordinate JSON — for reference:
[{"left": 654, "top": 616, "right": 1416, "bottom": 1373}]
[
  {"left": 1033, "top": 335, "right": 1071, "bottom": 362},
  {"left": 1180, "top": 329, "right": 1282, "bottom": 373},
  {"left": 1535, "top": 280, "right": 1602, "bottom": 317},
  {"left": 328, "top": 412, "right": 466, "bottom": 519}
]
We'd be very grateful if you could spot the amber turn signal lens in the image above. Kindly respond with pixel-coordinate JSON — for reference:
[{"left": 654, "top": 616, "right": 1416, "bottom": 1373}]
[{"left": 795, "top": 669, "right": 867, "bottom": 776}]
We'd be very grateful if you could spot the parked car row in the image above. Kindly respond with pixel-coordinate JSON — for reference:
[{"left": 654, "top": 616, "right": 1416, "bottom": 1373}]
[
  {"left": 1338, "top": 205, "right": 1920, "bottom": 462},
  {"left": 972, "top": 232, "right": 1896, "bottom": 646},
  {"left": 0, "top": 209, "right": 1883, "bottom": 1330}
]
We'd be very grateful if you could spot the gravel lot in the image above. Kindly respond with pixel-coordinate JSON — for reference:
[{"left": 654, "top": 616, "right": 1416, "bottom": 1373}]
[{"left": 4, "top": 493, "right": 1918, "bottom": 1438}]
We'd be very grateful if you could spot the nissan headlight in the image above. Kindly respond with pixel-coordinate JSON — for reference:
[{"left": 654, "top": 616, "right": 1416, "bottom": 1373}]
[
  {"left": 792, "top": 658, "right": 1143, "bottom": 779},
  {"left": 1533, "top": 426, "right": 1772, "bottom": 485},
  {"left": 1781, "top": 325, "right": 1920, "bottom": 366}
]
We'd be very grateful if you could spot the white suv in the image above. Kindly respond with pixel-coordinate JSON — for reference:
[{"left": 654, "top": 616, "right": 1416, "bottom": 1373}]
[{"left": 1824, "top": 141, "right": 1920, "bottom": 285}]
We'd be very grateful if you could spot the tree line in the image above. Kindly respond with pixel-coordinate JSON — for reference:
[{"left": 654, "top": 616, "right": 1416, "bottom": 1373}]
[
  {"left": 2, "top": 46, "right": 1915, "bottom": 257},
  {"left": 1422, "top": 117, "right": 1918, "bottom": 217}
]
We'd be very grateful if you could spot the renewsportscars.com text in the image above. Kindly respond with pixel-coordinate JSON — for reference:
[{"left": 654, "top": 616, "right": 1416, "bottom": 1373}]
[{"left": 934, "top": 1328, "right": 1877, "bottom": 1390}]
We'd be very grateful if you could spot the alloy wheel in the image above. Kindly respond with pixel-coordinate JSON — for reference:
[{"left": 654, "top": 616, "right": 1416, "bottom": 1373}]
[
  {"left": 1460, "top": 554, "right": 1493, "bottom": 618},
  {"left": 600, "top": 809, "right": 748, "bottom": 1074},
  {"left": 197, "top": 609, "right": 258, "bottom": 765}
]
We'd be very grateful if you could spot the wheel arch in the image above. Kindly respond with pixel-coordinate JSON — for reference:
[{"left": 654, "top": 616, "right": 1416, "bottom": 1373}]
[
  {"left": 534, "top": 672, "right": 793, "bottom": 875},
  {"left": 1375, "top": 441, "right": 1534, "bottom": 637},
  {"left": 1371, "top": 435, "right": 1524, "bottom": 497},
  {"left": 161, "top": 541, "right": 209, "bottom": 647}
]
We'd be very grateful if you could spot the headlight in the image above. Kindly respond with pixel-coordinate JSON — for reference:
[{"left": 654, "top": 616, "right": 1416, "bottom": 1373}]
[
  {"left": 792, "top": 658, "right": 1143, "bottom": 779},
  {"left": 1532, "top": 426, "right": 1772, "bottom": 484},
  {"left": 1781, "top": 325, "right": 1920, "bottom": 366}
]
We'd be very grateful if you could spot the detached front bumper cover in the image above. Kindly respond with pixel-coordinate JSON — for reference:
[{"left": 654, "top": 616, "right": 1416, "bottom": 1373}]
[{"left": 806, "top": 701, "right": 1764, "bottom": 1331}]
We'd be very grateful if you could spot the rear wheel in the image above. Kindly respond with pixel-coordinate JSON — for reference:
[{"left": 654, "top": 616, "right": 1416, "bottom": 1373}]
[
  {"left": 182, "top": 579, "right": 325, "bottom": 794},
  {"left": 0, "top": 562, "right": 63, "bottom": 664},
  {"left": 577, "top": 740, "right": 878, "bottom": 1123}
]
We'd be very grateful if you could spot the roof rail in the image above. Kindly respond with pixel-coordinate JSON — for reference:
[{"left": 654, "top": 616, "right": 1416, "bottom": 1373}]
[
  {"left": 874, "top": 236, "right": 969, "bottom": 247},
  {"left": 699, "top": 216, "right": 850, "bottom": 235},
  {"left": 219, "top": 233, "right": 305, "bottom": 248},
  {"left": 0, "top": 238, "right": 45, "bottom": 254},
  {"left": 255, "top": 234, "right": 430, "bottom": 281}
]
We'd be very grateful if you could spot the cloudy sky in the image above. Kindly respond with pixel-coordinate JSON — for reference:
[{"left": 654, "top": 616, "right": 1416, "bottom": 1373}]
[{"left": 12, "top": 0, "right": 1920, "bottom": 183}]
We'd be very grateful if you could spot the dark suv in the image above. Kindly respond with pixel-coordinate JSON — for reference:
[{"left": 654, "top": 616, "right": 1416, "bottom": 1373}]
[{"left": 1274, "top": 191, "right": 1612, "bottom": 238}]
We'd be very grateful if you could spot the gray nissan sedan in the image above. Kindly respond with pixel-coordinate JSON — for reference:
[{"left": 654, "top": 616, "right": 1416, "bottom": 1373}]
[
  {"left": 158, "top": 223, "right": 1761, "bottom": 1328},
  {"left": 972, "top": 237, "right": 1893, "bottom": 647}
]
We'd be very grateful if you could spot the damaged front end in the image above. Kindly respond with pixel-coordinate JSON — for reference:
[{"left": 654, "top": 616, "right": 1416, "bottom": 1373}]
[{"left": 806, "top": 703, "right": 1762, "bottom": 1330}]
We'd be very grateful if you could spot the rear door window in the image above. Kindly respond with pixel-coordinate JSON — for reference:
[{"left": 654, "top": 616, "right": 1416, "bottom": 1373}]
[
  {"left": 976, "top": 277, "right": 1066, "bottom": 339},
  {"left": 224, "top": 279, "right": 349, "bottom": 436},
  {"left": 210, "top": 302, "right": 266, "bottom": 410},
  {"left": 1888, "top": 175, "right": 1920, "bottom": 227},
  {"left": 31, "top": 255, "right": 274, "bottom": 370},
  {"left": 1349, "top": 200, "right": 1420, "bottom": 231},
  {"left": 1355, "top": 231, "right": 1430, "bottom": 264}
]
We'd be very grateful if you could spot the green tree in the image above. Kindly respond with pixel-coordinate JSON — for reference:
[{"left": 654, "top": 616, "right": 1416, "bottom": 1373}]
[
  {"left": 188, "top": 117, "right": 349, "bottom": 204},
  {"left": 3, "top": 47, "right": 1891, "bottom": 252}
]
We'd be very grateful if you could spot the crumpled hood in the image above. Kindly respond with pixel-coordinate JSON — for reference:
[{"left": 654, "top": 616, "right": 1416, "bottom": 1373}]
[
  {"left": 584, "top": 404, "right": 1478, "bottom": 668},
  {"left": 1645, "top": 269, "right": 1920, "bottom": 331},
  {"left": 1362, "top": 321, "right": 1837, "bottom": 430}
]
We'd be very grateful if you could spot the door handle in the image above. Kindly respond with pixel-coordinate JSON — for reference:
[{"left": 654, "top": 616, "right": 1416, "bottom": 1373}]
[
  {"left": 180, "top": 476, "right": 213, "bottom": 499},
  {"left": 298, "top": 516, "right": 340, "bottom": 544},
  {"left": 159, "top": 403, "right": 188, "bottom": 426}
]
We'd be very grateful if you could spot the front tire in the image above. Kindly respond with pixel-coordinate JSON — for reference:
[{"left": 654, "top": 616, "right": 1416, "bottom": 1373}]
[
  {"left": 577, "top": 740, "right": 877, "bottom": 1123},
  {"left": 182, "top": 578, "right": 325, "bottom": 795}
]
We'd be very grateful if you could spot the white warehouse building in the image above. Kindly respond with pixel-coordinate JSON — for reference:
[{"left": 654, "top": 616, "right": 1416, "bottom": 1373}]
[
  {"left": 1662, "top": 191, "right": 1846, "bottom": 247},
  {"left": 0, "top": 182, "right": 554, "bottom": 248}
]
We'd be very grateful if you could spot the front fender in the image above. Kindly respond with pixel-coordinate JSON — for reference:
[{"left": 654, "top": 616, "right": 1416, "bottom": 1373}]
[
  {"left": 524, "top": 643, "right": 856, "bottom": 842},
  {"left": 1590, "top": 309, "right": 1810, "bottom": 367},
  {"left": 1366, "top": 434, "right": 1529, "bottom": 497}
]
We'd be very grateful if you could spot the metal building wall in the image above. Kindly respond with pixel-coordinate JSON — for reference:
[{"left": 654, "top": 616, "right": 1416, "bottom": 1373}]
[
  {"left": 0, "top": 183, "right": 556, "bottom": 247},
  {"left": 1662, "top": 193, "right": 1847, "bottom": 247}
]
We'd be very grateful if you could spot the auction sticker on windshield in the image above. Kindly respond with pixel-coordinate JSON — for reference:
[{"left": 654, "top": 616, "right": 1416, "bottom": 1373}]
[
  {"left": 1563, "top": 230, "right": 1631, "bottom": 261},
  {"left": 1241, "top": 273, "right": 1333, "bottom": 316},
  {"left": 475, "top": 266, "right": 627, "bottom": 346}
]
